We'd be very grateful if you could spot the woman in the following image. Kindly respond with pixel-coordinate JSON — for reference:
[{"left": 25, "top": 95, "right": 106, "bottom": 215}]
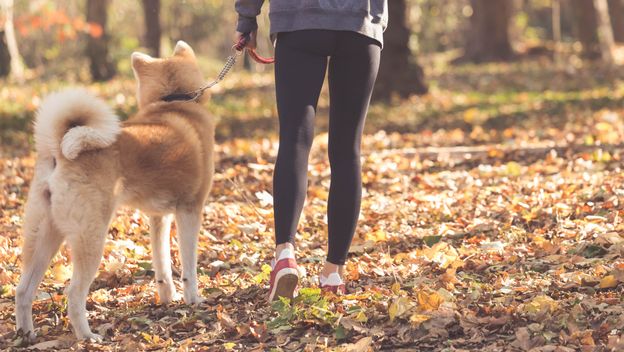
[{"left": 234, "top": 0, "right": 387, "bottom": 301}]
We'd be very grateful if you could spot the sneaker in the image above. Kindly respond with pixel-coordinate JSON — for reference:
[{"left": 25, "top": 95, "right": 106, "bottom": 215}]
[
  {"left": 319, "top": 272, "right": 346, "bottom": 295},
  {"left": 268, "top": 247, "right": 299, "bottom": 301}
]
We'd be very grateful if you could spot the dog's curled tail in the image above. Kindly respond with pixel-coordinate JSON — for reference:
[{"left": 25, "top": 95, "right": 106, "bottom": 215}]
[{"left": 34, "top": 88, "right": 120, "bottom": 160}]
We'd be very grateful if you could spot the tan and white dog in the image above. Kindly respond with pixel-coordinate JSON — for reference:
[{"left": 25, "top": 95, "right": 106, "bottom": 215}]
[{"left": 15, "top": 41, "right": 214, "bottom": 342}]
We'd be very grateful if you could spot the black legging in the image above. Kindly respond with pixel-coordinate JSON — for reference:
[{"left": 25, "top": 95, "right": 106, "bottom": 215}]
[{"left": 273, "top": 30, "right": 381, "bottom": 265}]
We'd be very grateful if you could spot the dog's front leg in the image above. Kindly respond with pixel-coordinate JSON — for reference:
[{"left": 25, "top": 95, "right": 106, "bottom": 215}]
[{"left": 175, "top": 208, "right": 204, "bottom": 304}]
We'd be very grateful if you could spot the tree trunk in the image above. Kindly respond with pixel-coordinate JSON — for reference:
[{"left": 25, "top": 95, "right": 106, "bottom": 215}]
[
  {"left": 594, "top": 0, "right": 616, "bottom": 64},
  {"left": 86, "top": 0, "right": 115, "bottom": 81},
  {"left": 0, "top": 0, "right": 24, "bottom": 82},
  {"left": 608, "top": 0, "right": 624, "bottom": 42},
  {"left": 553, "top": 0, "right": 562, "bottom": 64},
  {"left": 141, "top": 0, "right": 161, "bottom": 57},
  {"left": 574, "top": 0, "right": 601, "bottom": 59},
  {"left": 373, "top": 0, "right": 427, "bottom": 101},
  {"left": 460, "top": 0, "right": 514, "bottom": 63}
]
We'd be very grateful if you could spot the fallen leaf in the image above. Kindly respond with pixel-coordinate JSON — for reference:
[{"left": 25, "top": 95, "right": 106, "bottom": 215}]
[
  {"left": 388, "top": 297, "right": 411, "bottom": 322},
  {"left": 599, "top": 275, "right": 618, "bottom": 289},
  {"left": 416, "top": 290, "right": 444, "bottom": 311}
]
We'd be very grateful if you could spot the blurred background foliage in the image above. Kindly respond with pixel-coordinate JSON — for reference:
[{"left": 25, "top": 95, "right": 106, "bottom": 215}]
[
  {"left": 11, "top": 0, "right": 240, "bottom": 79},
  {"left": 2, "top": 0, "right": 624, "bottom": 147},
  {"left": 7, "top": 0, "right": 612, "bottom": 80}
]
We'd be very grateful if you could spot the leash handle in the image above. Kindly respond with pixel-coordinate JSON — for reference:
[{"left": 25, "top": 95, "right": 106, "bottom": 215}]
[{"left": 236, "top": 33, "right": 275, "bottom": 65}]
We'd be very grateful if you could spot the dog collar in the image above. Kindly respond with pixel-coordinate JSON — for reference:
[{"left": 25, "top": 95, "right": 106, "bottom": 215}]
[{"left": 160, "top": 93, "right": 199, "bottom": 103}]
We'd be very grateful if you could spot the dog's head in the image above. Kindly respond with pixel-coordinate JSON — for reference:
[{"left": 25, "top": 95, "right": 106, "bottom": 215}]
[{"left": 131, "top": 41, "right": 207, "bottom": 108}]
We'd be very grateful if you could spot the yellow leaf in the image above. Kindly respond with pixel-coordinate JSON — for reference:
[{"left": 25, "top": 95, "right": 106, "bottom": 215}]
[
  {"left": 51, "top": 263, "right": 71, "bottom": 283},
  {"left": 416, "top": 291, "right": 444, "bottom": 311},
  {"left": 388, "top": 297, "right": 410, "bottom": 322},
  {"left": 522, "top": 295, "right": 558, "bottom": 316},
  {"left": 599, "top": 275, "right": 618, "bottom": 289},
  {"left": 355, "top": 311, "right": 368, "bottom": 323},
  {"left": 505, "top": 161, "right": 522, "bottom": 177},
  {"left": 463, "top": 108, "right": 479, "bottom": 123},
  {"left": 584, "top": 135, "right": 595, "bottom": 145},
  {"left": 592, "top": 150, "right": 612, "bottom": 162},
  {"left": 223, "top": 342, "right": 236, "bottom": 350},
  {"left": 141, "top": 332, "right": 152, "bottom": 342},
  {"left": 595, "top": 121, "right": 612, "bottom": 132},
  {"left": 365, "top": 230, "right": 387, "bottom": 242},
  {"left": 391, "top": 282, "right": 401, "bottom": 294}
]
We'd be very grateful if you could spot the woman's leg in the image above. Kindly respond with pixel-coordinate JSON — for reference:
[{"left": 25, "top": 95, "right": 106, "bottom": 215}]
[
  {"left": 324, "top": 32, "right": 381, "bottom": 272},
  {"left": 273, "top": 31, "right": 333, "bottom": 252}
]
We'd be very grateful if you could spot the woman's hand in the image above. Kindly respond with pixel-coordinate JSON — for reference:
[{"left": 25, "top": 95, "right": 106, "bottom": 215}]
[{"left": 236, "top": 31, "right": 257, "bottom": 50}]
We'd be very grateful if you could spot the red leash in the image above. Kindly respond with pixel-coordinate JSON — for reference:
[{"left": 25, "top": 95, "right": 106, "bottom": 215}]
[{"left": 234, "top": 33, "right": 275, "bottom": 64}]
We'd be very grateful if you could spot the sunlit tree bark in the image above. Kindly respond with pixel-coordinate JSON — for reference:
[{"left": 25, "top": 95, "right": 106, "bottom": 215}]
[
  {"left": 595, "top": 0, "right": 616, "bottom": 64},
  {"left": 0, "top": 0, "right": 24, "bottom": 82}
]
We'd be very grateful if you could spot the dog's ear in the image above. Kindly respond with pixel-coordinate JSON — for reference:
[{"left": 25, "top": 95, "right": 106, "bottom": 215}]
[
  {"left": 131, "top": 52, "right": 156, "bottom": 74},
  {"left": 173, "top": 41, "right": 196, "bottom": 59}
]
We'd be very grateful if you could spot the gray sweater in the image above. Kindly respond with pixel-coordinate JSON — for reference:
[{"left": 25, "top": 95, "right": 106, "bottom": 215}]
[{"left": 235, "top": 0, "right": 388, "bottom": 47}]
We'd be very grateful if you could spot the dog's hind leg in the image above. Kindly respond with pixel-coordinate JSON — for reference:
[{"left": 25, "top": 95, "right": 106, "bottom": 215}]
[
  {"left": 149, "top": 214, "right": 178, "bottom": 303},
  {"left": 64, "top": 228, "right": 107, "bottom": 341},
  {"left": 175, "top": 207, "right": 204, "bottom": 304},
  {"left": 15, "top": 215, "right": 63, "bottom": 343}
]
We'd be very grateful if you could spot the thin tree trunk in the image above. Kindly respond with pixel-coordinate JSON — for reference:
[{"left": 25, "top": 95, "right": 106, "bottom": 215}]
[
  {"left": 552, "top": 0, "right": 562, "bottom": 64},
  {"left": 86, "top": 0, "right": 115, "bottom": 81},
  {"left": 373, "top": 0, "right": 427, "bottom": 101},
  {"left": 594, "top": 0, "right": 616, "bottom": 64},
  {"left": 608, "top": 0, "right": 624, "bottom": 42},
  {"left": 141, "top": 0, "right": 161, "bottom": 57},
  {"left": 0, "top": 0, "right": 24, "bottom": 83},
  {"left": 460, "top": 0, "right": 515, "bottom": 63}
]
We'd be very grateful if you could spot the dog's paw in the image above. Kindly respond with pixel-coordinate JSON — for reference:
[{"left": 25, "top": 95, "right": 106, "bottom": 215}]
[
  {"left": 15, "top": 329, "right": 37, "bottom": 346},
  {"left": 158, "top": 289, "right": 182, "bottom": 304},
  {"left": 156, "top": 279, "right": 179, "bottom": 304},
  {"left": 183, "top": 293, "right": 205, "bottom": 305}
]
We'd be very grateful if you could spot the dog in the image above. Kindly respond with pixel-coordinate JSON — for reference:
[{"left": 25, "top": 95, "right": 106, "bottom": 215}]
[{"left": 15, "top": 41, "right": 214, "bottom": 342}]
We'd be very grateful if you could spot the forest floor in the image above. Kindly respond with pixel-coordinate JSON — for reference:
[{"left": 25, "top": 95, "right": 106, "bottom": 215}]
[{"left": 1, "top": 55, "right": 624, "bottom": 351}]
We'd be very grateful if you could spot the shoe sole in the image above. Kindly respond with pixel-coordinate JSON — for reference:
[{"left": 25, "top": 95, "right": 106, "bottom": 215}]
[{"left": 269, "top": 268, "right": 299, "bottom": 302}]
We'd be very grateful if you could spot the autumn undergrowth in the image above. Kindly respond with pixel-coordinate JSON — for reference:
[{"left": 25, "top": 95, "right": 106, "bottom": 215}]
[{"left": 1, "top": 56, "right": 624, "bottom": 351}]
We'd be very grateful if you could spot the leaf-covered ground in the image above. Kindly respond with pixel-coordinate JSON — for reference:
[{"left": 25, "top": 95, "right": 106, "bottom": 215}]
[{"left": 1, "top": 57, "right": 624, "bottom": 351}]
